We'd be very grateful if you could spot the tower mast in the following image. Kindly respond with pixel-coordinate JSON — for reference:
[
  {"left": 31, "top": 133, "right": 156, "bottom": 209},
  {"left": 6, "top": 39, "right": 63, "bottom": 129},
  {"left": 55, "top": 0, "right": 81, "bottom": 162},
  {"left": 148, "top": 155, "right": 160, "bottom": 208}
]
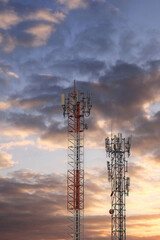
[
  {"left": 62, "top": 81, "right": 92, "bottom": 240},
  {"left": 105, "top": 133, "right": 131, "bottom": 240}
]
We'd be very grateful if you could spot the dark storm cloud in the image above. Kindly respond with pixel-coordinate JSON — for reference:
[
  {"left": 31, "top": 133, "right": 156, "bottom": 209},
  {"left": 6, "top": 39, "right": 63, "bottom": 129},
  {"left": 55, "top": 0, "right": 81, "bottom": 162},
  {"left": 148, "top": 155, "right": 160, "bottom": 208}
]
[
  {"left": 70, "top": 61, "right": 160, "bottom": 158},
  {"left": 24, "top": 60, "right": 146, "bottom": 122},
  {"left": 9, "top": 74, "right": 66, "bottom": 111},
  {"left": 90, "top": 61, "right": 160, "bottom": 123},
  {"left": 51, "top": 58, "right": 106, "bottom": 80},
  {"left": 3, "top": 59, "right": 160, "bottom": 154},
  {"left": 6, "top": 112, "right": 46, "bottom": 134},
  {"left": 119, "top": 30, "right": 141, "bottom": 62},
  {"left": 148, "top": 59, "right": 160, "bottom": 71},
  {"left": 132, "top": 111, "right": 160, "bottom": 162},
  {"left": 23, "top": 74, "right": 64, "bottom": 95}
]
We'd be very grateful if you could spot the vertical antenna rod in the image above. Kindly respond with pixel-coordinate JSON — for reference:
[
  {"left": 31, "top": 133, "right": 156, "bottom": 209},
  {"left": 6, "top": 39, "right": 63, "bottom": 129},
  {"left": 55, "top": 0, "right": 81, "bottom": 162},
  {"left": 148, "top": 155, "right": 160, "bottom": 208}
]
[
  {"left": 105, "top": 133, "right": 131, "bottom": 240},
  {"left": 61, "top": 81, "right": 92, "bottom": 240}
]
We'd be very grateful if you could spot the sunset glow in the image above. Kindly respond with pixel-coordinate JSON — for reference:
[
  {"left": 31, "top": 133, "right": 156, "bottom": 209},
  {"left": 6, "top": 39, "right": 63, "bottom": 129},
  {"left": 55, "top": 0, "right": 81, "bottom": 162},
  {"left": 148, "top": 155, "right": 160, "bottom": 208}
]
[{"left": 0, "top": 0, "right": 159, "bottom": 240}]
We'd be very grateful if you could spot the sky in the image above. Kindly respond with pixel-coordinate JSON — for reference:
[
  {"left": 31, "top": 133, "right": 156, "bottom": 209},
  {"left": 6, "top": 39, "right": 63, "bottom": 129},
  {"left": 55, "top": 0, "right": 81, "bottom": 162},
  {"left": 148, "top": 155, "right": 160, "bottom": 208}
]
[{"left": 0, "top": 0, "right": 160, "bottom": 239}]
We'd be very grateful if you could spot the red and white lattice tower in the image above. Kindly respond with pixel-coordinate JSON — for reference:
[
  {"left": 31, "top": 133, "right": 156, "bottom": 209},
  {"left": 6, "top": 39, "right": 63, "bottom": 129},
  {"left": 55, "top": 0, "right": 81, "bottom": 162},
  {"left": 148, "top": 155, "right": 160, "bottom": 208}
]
[{"left": 61, "top": 81, "right": 92, "bottom": 240}]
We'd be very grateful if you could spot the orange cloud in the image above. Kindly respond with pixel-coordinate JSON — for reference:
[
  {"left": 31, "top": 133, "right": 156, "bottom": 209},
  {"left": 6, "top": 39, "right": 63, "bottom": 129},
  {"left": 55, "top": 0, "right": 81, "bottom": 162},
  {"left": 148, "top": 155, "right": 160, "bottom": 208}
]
[
  {"left": 0, "top": 10, "right": 21, "bottom": 30},
  {"left": 7, "top": 71, "right": 19, "bottom": 79},
  {"left": 58, "top": 0, "right": 88, "bottom": 9},
  {"left": 26, "top": 9, "right": 65, "bottom": 23},
  {"left": 37, "top": 132, "right": 66, "bottom": 151},
  {"left": 0, "top": 8, "right": 66, "bottom": 51},
  {"left": 0, "top": 101, "right": 11, "bottom": 110},
  {"left": 0, "top": 140, "right": 35, "bottom": 150},
  {"left": 25, "top": 24, "right": 55, "bottom": 47},
  {"left": 0, "top": 151, "right": 15, "bottom": 169}
]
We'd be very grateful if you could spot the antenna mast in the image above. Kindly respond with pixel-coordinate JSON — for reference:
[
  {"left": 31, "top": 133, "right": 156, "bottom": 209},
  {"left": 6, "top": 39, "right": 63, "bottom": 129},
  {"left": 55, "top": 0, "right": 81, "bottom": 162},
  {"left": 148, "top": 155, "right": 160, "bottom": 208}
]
[
  {"left": 105, "top": 133, "right": 131, "bottom": 240},
  {"left": 61, "top": 81, "right": 92, "bottom": 240}
]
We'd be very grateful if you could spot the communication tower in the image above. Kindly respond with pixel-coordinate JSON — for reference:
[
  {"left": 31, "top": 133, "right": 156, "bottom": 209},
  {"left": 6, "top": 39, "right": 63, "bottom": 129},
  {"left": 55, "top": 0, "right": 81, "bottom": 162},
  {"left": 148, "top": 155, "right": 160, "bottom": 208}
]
[
  {"left": 105, "top": 133, "right": 131, "bottom": 240},
  {"left": 61, "top": 81, "right": 92, "bottom": 240}
]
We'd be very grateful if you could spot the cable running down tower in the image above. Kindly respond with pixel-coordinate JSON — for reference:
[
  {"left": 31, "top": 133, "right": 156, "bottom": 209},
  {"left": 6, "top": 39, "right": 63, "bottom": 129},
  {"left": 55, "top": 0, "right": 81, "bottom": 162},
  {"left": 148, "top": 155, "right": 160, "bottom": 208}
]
[{"left": 61, "top": 81, "right": 92, "bottom": 240}]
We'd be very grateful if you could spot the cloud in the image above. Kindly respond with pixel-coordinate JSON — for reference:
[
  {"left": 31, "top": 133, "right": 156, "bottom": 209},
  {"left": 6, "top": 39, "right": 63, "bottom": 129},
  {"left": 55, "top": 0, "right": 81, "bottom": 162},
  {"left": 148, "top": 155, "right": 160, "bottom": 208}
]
[
  {"left": 0, "top": 101, "right": 11, "bottom": 110},
  {"left": 0, "top": 57, "right": 159, "bottom": 166},
  {"left": 0, "top": 33, "right": 16, "bottom": 52},
  {"left": 11, "top": 98, "right": 49, "bottom": 110},
  {"left": 0, "top": 62, "right": 19, "bottom": 96},
  {"left": 8, "top": 74, "right": 65, "bottom": 111},
  {"left": 26, "top": 9, "right": 65, "bottom": 23},
  {"left": 0, "top": 169, "right": 158, "bottom": 239},
  {"left": 0, "top": 170, "right": 67, "bottom": 240},
  {"left": 24, "top": 23, "right": 55, "bottom": 47},
  {"left": 0, "top": 1, "right": 158, "bottom": 239},
  {"left": 37, "top": 122, "right": 66, "bottom": 151},
  {"left": 0, "top": 4, "right": 66, "bottom": 51},
  {"left": 0, "top": 5, "right": 65, "bottom": 30},
  {"left": 128, "top": 162, "right": 146, "bottom": 178},
  {"left": 128, "top": 214, "right": 160, "bottom": 221},
  {"left": 1, "top": 112, "right": 46, "bottom": 139},
  {"left": 110, "top": 6, "right": 120, "bottom": 14},
  {"left": 0, "top": 62, "right": 11, "bottom": 72},
  {"left": 127, "top": 236, "right": 160, "bottom": 240},
  {"left": 7, "top": 72, "right": 19, "bottom": 79},
  {"left": 20, "top": 9, "right": 66, "bottom": 48},
  {"left": 0, "top": 140, "right": 35, "bottom": 150},
  {"left": 0, "top": 151, "right": 15, "bottom": 169},
  {"left": 3, "top": 60, "right": 160, "bottom": 155},
  {"left": 131, "top": 111, "right": 160, "bottom": 162},
  {"left": 0, "top": 9, "right": 21, "bottom": 30},
  {"left": 58, "top": 0, "right": 88, "bottom": 9},
  {"left": 51, "top": 58, "right": 106, "bottom": 80},
  {"left": 0, "top": 0, "right": 9, "bottom": 3},
  {"left": 86, "top": 61, "right": 160, "bottom": 125}
]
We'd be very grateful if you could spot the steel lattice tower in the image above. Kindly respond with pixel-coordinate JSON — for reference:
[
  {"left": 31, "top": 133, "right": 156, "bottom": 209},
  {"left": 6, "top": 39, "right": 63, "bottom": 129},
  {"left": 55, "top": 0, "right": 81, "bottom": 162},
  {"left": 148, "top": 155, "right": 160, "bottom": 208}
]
[
  {"left": 61, "top": 81, "right": 92, "bottom": 240},
  {"left": 105, "top": 133, "right": 131, "bottom": 240}
]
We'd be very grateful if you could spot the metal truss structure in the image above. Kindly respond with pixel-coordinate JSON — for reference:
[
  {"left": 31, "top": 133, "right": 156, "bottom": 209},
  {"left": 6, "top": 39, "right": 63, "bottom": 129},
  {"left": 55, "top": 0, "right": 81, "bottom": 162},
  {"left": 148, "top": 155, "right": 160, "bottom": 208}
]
[
  {"left": 62, "top": 81, "right": 92, "bottom": 240},
  {"left": 105, "top": 133, "right": 131, "bottom": 240}
]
